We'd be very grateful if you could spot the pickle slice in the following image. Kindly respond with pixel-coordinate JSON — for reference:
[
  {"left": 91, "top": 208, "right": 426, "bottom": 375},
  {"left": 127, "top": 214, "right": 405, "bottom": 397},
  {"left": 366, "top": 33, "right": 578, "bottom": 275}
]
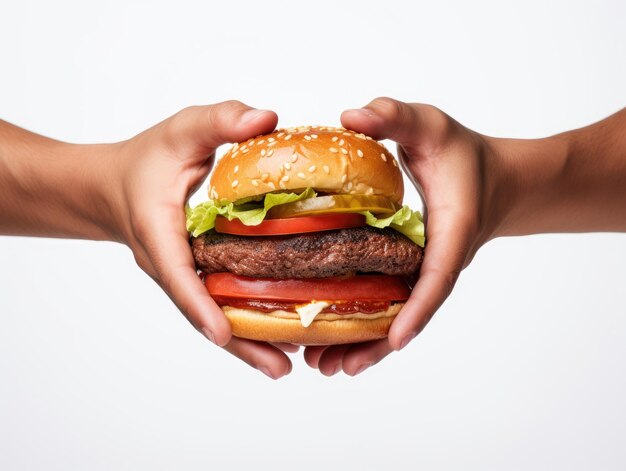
[{"left": 268, "top": 194, "right": 398, "bottom": 218}]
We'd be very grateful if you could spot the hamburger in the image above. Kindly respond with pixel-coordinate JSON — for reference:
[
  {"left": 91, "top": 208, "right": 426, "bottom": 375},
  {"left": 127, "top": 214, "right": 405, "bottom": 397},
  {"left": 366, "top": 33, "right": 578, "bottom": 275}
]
[{"left": 186, "top": 126, "right": 425, "bottom": 345}]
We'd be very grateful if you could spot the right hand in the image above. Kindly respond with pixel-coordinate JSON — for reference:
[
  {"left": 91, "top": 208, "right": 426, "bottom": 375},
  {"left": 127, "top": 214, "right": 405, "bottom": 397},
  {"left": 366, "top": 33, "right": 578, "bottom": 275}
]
[{"left": 305, "top": 97, "right": 505, "bottom": 376}]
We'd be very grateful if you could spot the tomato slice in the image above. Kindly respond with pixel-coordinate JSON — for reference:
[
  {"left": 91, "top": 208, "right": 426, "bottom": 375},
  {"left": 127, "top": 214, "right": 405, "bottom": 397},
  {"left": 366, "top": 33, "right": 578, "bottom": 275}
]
[
  {"left": 214, "top": 213, "right": 365, "bottom": 236},
  {"left": 205, "top": 273, "right": 412, "bottom": 302}
]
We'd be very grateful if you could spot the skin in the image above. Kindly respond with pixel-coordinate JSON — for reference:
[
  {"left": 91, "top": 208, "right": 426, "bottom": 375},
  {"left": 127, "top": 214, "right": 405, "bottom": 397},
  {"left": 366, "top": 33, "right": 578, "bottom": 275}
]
[
  {"left": 304, "top": 97, "right": 626, "bottom": 376},
  {"left": 2, "top": 98, "right": 625, "bottom": 378},
  {"left": 0, "top": 101, "right": 295, "bottom": 380}
]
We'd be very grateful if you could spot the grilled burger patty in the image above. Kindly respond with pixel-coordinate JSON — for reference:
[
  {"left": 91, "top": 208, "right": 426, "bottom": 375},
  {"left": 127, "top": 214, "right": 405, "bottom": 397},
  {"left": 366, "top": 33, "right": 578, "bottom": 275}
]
[{"left": 192, "top": 226, "right": 423, "bottom": 279}]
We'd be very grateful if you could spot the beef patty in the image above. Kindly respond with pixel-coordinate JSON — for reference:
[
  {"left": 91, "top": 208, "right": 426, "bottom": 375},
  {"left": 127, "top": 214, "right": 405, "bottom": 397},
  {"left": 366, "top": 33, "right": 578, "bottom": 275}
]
[{"left": 192, "top": 226, "right": 422, "bottom": 279}]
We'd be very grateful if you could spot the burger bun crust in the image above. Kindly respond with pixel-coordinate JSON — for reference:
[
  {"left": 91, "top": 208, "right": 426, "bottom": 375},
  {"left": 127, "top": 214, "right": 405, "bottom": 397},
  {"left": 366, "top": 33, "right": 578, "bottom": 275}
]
[{"left": 222, "top": 304, "right": 403, "bottom": 346}]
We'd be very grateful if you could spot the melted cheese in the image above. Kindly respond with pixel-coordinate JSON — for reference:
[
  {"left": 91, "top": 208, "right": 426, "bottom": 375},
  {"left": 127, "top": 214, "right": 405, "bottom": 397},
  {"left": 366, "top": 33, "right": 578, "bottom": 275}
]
[{"left": 295, "top": 301, "right": 331, "bottom": 327}]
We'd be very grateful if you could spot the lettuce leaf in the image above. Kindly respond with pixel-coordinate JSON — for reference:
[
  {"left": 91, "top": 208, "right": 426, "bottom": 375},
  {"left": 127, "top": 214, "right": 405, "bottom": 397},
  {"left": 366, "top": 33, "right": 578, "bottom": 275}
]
[
  {"left": 360, "top": 206, "right": 425, "bottom": 247},
  {"left": 186, "top": 188, "right": 316, "bottom": 237},
  {"left": 186, "top": 188, "right": 425, "bottom": 247}
]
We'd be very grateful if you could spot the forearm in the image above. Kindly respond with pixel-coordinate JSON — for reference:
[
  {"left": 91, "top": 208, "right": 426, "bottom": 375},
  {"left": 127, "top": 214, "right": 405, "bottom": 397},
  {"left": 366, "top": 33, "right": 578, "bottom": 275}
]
[
  {"left": 488, "top": 108, "right": 626, "bottom": 237},
  {"left": 0, "top": 120, "right": 119, "bottom": 240}
]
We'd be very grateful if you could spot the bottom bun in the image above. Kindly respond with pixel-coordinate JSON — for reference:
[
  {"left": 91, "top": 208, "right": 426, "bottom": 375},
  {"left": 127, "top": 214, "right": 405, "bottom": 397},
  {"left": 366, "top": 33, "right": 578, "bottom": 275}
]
[{"left": 222, "top": 304, "right": 403, "bottom": 346}]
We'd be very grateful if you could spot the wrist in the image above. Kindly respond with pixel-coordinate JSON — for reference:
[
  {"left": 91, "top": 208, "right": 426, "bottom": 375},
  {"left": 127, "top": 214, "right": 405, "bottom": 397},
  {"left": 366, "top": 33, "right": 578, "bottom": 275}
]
[
  {"left": 64, "top": 141, "right": 126, "bottom": 242},
  {"left": 482, "top": 133, "right": 571, "bottom": 239}
]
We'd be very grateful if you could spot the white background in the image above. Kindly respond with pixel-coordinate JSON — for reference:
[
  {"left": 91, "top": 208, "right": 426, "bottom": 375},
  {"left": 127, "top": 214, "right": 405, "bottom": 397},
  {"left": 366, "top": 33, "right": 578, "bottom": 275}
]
[{"left": 1, "top": 1, "right": 626, "bottom": 469}]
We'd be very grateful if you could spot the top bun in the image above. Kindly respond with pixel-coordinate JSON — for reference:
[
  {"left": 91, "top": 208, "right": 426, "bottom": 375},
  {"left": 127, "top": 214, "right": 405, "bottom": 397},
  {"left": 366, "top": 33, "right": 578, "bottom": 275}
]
[{"left": 209, "top": 126, "right": 404, "bottom": 205}]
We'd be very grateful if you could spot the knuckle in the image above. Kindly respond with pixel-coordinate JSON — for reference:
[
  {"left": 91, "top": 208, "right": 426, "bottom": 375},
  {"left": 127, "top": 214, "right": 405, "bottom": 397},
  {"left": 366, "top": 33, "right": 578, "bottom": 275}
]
[{"left": 370, "top": 96, "right": 404, "bottom": 121}]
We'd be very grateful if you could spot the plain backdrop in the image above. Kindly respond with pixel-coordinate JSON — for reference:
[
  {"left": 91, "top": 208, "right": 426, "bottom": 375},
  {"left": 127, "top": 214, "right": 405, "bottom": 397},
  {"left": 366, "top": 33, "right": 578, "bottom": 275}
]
[{"left": 1, "top": 1, "right": 625, "bottom": 469}]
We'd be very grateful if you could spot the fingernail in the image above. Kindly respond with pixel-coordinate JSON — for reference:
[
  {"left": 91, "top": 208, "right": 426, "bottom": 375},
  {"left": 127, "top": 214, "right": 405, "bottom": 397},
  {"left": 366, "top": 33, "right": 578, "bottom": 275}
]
[
  {"left": 331, "top": 364, "right": 341, "bottom": 376},
  {"left": 399, "top": 332, "right": 416, "bottom": 351},
  {"left": 353, "top": 362, "right": 373, "bottom": 376},
  {"left": 201, "top": 327, "right": 216, "bottom": 344},
  {"left": 240, "top": 109, "right": 269, "bottom": 124},
  {"left": 349, "top": 108, "right": 379, "bottom": 119},
  {"left": 259, "top": 366, "right": 277, "bottom": 380}
]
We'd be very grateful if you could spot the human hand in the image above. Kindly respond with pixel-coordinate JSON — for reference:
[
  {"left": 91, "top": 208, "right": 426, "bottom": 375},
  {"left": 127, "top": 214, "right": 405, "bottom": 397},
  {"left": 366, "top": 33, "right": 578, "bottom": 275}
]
[
  {"left": 109, "top": 101, "right": 297, "bottom": 379},
  {"left": 305, "top": 97, "right": 502, "bottom": 376}
]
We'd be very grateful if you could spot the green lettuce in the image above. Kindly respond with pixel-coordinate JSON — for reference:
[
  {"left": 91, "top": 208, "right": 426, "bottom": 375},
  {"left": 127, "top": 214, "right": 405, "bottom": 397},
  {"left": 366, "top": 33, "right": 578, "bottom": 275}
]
[
  {"left": 360, "top": 206, "right": 425, "bottom": 247},
  {"left": 186, "top": 188, "right": 425, "bottom": 247},
  {"left": 186, "top": 188, "right": 316, "bottom": 237}
]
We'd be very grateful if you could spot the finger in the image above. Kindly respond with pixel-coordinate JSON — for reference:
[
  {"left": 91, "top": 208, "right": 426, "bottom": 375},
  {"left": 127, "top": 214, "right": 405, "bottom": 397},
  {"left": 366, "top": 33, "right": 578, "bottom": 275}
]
[
  {"left": 388, "top": 207, "right": 472, "bottom": 351},
  {"left": 340, "top": 339, "right": 394, "bottom": 376},
  {"left": 223, "top": 337, "right": 292, "bottom": 380},
  {"left": 270, "top": 342, "right": 301, "bottom": 354},
  {"left": 340, "top": 97, "right": 450, "bottom": 150},
  {"left": 303, "top": 345, "right": 331, "bottom": 369},
  {"left": 166, "top": 100, "right": 278, "bottom": 156},
  {"left": 316, "top": 345, "right": 352, "bottom": 376},
  {"left": 141, "top": 207, "right": 232, "bottom": 347}
]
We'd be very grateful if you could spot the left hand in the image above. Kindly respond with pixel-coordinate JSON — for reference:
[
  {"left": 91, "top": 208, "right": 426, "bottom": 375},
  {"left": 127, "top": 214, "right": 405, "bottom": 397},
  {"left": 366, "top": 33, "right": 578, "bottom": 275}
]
[{"left": 108, "top": 101, "right": 298, "bottom": 379}]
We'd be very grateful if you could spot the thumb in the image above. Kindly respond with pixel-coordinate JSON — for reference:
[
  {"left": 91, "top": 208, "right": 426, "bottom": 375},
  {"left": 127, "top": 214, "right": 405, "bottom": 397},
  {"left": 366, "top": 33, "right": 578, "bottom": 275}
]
[
  {"left": 340, "top": 97, "right": 451, "bottom": 151},
  {"left": 164, "top": 100, "right": 278, "bottom": 156}
]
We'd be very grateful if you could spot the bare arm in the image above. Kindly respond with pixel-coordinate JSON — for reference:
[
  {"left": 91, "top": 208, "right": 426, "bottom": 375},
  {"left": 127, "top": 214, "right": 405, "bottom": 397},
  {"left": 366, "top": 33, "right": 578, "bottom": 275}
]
[
  {"left": 306, "top": 100, "right": 626, "bottom": 376},
  {"left": 0, "top": 121, "right": 117, "bottom": 240},
  {"left": 0, "top": 104, "right": 295, "bottom": 380},
  {"left": 491, "top": 108, "right": 626, "bottom": 237}
]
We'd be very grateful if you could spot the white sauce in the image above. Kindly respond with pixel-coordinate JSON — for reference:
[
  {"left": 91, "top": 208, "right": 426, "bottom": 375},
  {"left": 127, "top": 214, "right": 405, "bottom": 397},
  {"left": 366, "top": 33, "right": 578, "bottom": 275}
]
[{"left": 295, "top": 301, "right": 331, "bottom": 327}]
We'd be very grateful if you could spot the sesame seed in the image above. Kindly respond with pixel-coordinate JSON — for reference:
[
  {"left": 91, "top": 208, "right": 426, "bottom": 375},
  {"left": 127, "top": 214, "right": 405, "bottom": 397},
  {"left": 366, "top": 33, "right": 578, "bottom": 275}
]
[
  {"left": 356, "top": 133, "right": 366, "bottom": 140},
  {"left": 242, "top": 148, "right": 249, "bottom": 153},
  {"left": 268, "top": 142, "right": 277, "bottom": 147},
  {"left": 308, "top": 165, "right": 317, "bottom": 173},
  {"left": 234, "top": 165, "right": 239, "bottom": 174},
  {"left": 267, "top": 149, "right": 274, "bottom": 157},
  {"left": 329, "top": 147, "right": 339, "bottom": 153},
  {"left": 261, "top": 149, "right": 266, "bottom": 157},
  {"left": 240, "top": 145, "right": 248, "bottom": 151},
  {"left": 248, "top": 141, "right": 255, "bottom": 146},
  {"left": 281, "top": 175, "right": 290, "bottom": 182},
  {"left": 268, "top": 137, "right": 275, "bottom": 143},
  {"left": 257, "top": 139, "right": 265, "bottom": 145},
  {"left": 251, "top": 179, "right": 259, "bottom": 187},
  {"left": 381, "top": 153, "right": 387, "bottom": 162},
  {"left": 311, "top": 134, "right": 318, "bottom": 139},
  {"left": 323, "top": 165, "right": 330, "bottom": 174},
  {"left": 268, "top": 182, "right": 276, "bottom": 190},
  {"left": 304, "top": 135, "right": 311, "bottom": 141},
  {"left": 284, "top": 162, "right": 291, "bottom": 170},
  {"left": 332, "top": 136, "right": 338, "bottom": 142},
  {"left": 279, "top": 181, "right": 286, "bottom": 189},
  {"left": 297, "top": 172, "right": 306, "bottom": 179},
  {"left": 341, "top": 174, "right": 347, "bottom": 183},
  {"left": 277, "top": 132, "right": 285, "bottom": 138},
  {"left": 339, "top": 139, "right": 344, "bottom": 146},
  {"left": 392, "top": 159, "right": 398, "bottom": 167},
  {"left": 291, "top": 153, "right": 298, "bottom": 163},
  {"left": 232, "top": 180, "right": 239, "bottom": 188},
  {"left": 285, "top": 134, "right": 292, "bottom": 141},
  {"left": 261, "top": 173, "right": 270, "bottom": 182},
  {"left": 366, "top": 136, "right": 373, "bottom": 140},
  {"left": 347, "top": 182, "right": 353, "bottom": 191},
  {"left": 341, "top": 148, "right": 348, "bottom": 154},
  {"left": 231, "top": 151, "right": 239, "bottom": 159},
  {"left": 357, "top": 149, "right": 364, "bottom": 158},
  {"left": 343, "top": 132, "right": 351, "bottom": 136}
]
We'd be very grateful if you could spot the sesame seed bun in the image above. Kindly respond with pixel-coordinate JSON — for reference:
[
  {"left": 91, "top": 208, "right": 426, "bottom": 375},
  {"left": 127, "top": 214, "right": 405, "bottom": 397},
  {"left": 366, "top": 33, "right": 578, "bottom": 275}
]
[
  {"left": 209, "top": 126, "right": 404, "bottom": 204},
  {"left": 222, "top": 303, "right": 402, "bottom": 346}
]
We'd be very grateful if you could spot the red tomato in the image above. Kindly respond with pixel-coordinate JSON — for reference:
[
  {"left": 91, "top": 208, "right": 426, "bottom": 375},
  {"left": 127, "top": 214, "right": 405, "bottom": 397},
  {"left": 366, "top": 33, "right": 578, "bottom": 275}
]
[
  {"left": 214, "top": 213, "right": 365, "bottom": 236},
  {"left": 204, "top": 273, "right": 412, "bottom": 302}
]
